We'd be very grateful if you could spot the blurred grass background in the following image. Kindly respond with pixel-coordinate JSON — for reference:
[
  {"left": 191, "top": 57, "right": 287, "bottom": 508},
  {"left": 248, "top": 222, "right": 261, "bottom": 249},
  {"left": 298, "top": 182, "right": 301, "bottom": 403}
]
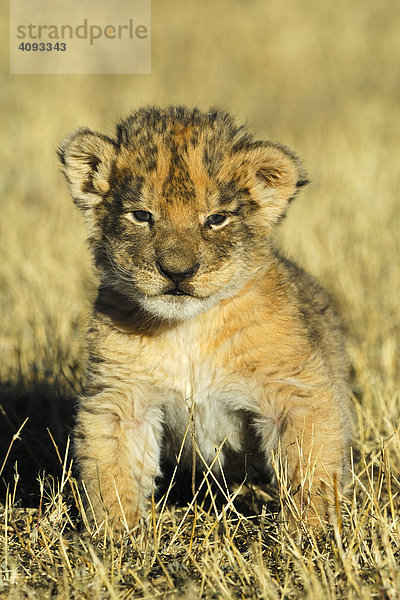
[{"left": 0, "top": 0, "right": 399, "bottom": 595}]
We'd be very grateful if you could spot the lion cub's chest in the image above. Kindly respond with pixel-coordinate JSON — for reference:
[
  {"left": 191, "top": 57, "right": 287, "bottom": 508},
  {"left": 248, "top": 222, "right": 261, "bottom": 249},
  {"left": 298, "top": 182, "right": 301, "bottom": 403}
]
[{"left": 142, "top": 325, "right": 255, "bottom": 469}]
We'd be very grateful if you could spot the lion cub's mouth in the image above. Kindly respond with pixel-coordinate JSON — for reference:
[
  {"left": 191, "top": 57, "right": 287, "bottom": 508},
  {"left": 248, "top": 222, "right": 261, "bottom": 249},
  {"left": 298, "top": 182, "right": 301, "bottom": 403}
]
[{"left": 164, "top": 288, "right": 192, "bottom": 297}]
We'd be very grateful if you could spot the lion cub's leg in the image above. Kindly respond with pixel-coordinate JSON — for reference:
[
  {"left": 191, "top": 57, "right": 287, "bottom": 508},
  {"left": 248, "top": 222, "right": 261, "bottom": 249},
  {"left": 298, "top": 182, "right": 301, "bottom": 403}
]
[
  {"left": 74, "top": 391, "right": 163, "bottom": 530},
  {"left": 257, "top": 392, "right": 347, "bottom": 529}
]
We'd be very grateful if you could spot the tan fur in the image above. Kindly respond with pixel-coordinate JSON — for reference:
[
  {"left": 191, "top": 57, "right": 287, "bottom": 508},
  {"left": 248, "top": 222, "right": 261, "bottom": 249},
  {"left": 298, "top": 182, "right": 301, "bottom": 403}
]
[{"left": 59, "top": 106, "right": 351, "bottom": 530}]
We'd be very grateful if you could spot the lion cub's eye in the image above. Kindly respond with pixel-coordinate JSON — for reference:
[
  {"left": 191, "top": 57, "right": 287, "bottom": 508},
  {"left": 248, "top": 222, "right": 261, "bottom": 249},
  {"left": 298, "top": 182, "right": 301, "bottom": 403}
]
[
  {"left": 205, "top": 213, "right": 228, "bottom": 228},
  {"left": 125, "top": 210, "right": 153, "bottom": 225}
]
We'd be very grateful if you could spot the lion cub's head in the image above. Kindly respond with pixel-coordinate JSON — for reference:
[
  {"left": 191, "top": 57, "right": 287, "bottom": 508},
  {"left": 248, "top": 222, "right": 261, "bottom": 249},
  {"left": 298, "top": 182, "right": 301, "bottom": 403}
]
[{"left": 59, "top": 107, "right": 307, "bottom": 321}]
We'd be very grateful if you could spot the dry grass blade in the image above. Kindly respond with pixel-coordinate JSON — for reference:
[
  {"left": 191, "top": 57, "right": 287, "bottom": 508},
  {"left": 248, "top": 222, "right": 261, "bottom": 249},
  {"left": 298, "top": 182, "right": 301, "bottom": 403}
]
[{"left": 0, "top": 417, "right": 28, "bottom": 478}]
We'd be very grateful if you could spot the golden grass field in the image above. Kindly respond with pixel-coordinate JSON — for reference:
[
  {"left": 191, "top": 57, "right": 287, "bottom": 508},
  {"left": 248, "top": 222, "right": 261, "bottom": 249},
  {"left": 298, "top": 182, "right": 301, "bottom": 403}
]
[{"left": 1, "top": 0, "right": 400, "bottom": 597}]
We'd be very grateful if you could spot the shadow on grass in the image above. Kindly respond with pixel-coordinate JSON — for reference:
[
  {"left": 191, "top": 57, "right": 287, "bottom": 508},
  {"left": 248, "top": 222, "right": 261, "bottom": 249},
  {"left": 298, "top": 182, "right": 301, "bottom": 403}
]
[
  {"left": 159, "top": 455, "right": 280, "bottom": 521},
  {"left": 0, "top": 375, "right": 77, "bottom": 507}
]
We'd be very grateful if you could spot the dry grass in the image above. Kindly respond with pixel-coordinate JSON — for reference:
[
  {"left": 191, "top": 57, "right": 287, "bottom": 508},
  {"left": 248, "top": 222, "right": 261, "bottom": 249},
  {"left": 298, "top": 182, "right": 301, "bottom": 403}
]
[{"left": 1, "top": 0, "right": 400, "bottom": 597}]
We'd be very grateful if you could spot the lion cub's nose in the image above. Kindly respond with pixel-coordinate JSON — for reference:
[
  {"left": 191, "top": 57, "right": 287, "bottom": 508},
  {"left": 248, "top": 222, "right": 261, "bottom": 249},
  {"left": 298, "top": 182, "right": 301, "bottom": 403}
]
[{"left": 156, "top": 261, "right": 199, "bottom": 285}]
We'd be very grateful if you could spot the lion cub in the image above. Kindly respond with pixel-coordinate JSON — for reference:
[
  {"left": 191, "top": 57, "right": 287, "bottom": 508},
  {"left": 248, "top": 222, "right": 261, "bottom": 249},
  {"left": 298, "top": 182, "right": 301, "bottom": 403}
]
[{"left": 59, "top": 106, "right": 351, "bottom": 530}]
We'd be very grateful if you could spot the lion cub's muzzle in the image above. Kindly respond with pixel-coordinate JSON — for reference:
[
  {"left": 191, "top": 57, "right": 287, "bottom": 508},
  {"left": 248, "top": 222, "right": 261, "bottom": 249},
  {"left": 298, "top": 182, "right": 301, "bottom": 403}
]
[{"left": 156, "top": 260, "right": 200, "bottom": 296}]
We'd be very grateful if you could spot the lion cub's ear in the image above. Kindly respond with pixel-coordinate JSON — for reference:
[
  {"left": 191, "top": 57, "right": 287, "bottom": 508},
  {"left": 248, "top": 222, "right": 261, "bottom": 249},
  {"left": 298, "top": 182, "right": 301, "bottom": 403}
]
[
  {"left": 58, "top": 128, "right": 117, "bottom": 210},
  {"left": 241, "top": 142, "right": 309, "bottom": 225}
]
